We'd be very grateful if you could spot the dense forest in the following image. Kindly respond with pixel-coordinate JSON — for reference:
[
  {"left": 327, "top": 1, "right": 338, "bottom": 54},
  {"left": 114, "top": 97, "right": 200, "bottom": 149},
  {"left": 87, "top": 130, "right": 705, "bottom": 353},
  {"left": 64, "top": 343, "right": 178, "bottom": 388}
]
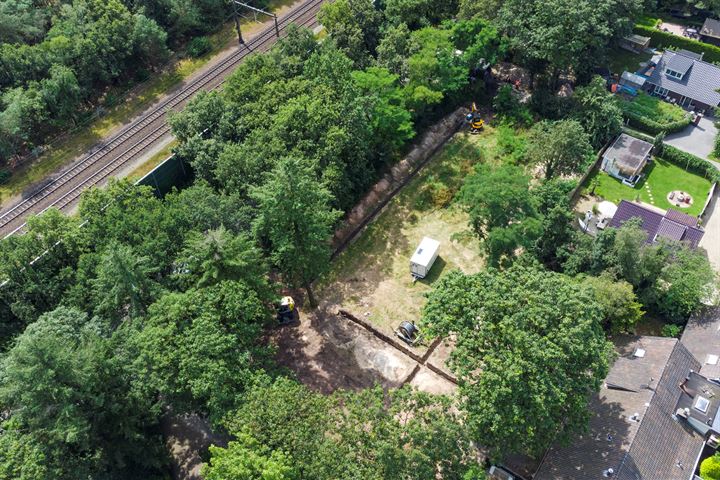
[
  {"left": 0, "top": 0, "right": 717, "bottom": 479},
  {"left": 0, "top": 0, "right": 245, "bottom": 166}
]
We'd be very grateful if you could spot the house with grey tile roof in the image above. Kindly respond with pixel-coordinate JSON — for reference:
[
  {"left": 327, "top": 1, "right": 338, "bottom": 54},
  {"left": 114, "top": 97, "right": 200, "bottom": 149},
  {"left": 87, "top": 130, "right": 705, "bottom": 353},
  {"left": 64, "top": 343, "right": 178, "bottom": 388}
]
[
  {"left": 533, "top": 337, "right": 720, "bottom": 480},
  {"left": 681, "top": 307, "right": 720, "bottom": 380},
  {"left": 700, "top": 18, "right": 720, "bottom": 46},
  {"left": 609, "top": 200, "right": 705, "bottom": 248},
  {"left": 643, "top": 49, "right": 720, "bottom": 110}
]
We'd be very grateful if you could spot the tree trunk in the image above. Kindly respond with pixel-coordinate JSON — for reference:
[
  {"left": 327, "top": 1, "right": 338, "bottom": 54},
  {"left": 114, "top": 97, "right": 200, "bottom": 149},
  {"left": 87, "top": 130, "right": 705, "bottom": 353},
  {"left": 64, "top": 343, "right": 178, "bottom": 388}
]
[{"left": 304, "top": 281, "right": 317, "bottom": 308}]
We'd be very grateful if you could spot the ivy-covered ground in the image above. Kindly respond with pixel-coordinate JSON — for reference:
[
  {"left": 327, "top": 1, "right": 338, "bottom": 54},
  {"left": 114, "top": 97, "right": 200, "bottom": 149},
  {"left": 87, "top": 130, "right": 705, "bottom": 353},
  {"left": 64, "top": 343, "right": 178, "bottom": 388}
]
[{"left": 316, "top": 129, "right": 502, "bottom": 336}]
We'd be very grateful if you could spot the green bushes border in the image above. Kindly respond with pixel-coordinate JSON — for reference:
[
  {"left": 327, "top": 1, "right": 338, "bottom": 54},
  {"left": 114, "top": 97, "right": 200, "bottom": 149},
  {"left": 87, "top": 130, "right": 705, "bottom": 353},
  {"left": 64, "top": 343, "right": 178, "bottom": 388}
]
[
  {"left": 620, "top": 126, "right": 720, "bottom": 182},
  {"left": 662, "top": 144, "right": 720, "bottom": 182},
  {"left": 622, "top": 109, "right": 690, "bottom": 135},
  {"left": 634, "top": 24, "right": 720, "bottom": 64}
]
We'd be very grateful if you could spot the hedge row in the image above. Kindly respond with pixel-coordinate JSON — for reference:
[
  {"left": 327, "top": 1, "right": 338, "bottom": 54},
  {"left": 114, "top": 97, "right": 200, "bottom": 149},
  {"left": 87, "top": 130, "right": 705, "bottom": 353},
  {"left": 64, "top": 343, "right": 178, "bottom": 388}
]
[
  {"left": 662, "top": 144, "right": 720, "bottom": 182},
  {"left": 634, "top": 24, "right": 720, "bottom": 64},
  {"left": 623, "top": 110, "right": 690, "bottom": 135}
]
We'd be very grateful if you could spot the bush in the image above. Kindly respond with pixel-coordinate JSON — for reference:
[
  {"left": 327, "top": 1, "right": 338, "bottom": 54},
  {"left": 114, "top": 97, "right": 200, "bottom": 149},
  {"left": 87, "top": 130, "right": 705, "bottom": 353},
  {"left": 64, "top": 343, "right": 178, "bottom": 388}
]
[
  {"left": 662, "top": 145, "right": 720, "bottom": 182},
  {"left": 661, "top": 323, "right": 682, "bottom": 338},
  {"left": 493, "top": 85, "right": 533, "bottom": 126},
  {"left": 620, "top": 94, "right": 690, "bottom": 135},
  {"left": 700, "top": 453, "right": 720, "bottom": 480},
  {"left": 623, "top": 110, "right": 689, "bottom": 135},
  {"left": 634, "top": 24, "right": 720, "bottom": 64},
  {"left": 496, "top": 125, "right": 527, "bottom": 164},
  {"left": 637, "top": 16, "right": 661, "bottom": 28},
  {"left": 187, "top": 36, "right": 212, "bottom": 58},
  {"left": 0, "top": 169, "right": 10, "bottom": 185},
  {"left": 715, "top": 133, "right": 720, "bottom": 159}
]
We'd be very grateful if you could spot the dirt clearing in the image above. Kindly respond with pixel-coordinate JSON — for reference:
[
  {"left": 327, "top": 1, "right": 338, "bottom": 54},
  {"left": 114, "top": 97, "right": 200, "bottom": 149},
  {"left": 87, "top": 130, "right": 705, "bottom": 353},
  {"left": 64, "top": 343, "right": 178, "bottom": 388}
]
[
  {"left": 271, "top": 308, "right": 456, "bottom": 395},
  {"left": 317, "top": 132, "right": 488, "bottom": 337}
]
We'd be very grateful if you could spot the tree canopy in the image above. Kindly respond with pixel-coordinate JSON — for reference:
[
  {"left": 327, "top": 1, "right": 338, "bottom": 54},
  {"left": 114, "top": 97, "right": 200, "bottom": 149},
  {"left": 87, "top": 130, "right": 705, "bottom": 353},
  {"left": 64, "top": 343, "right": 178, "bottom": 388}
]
[{"left": 422, "top": 265, "right": 612, "bottom": 458}]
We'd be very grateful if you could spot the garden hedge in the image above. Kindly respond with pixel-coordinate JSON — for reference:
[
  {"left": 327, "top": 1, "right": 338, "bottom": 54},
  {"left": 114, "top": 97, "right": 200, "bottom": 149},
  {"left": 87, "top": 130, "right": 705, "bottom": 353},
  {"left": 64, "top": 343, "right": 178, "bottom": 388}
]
[
  {"left": 634, "top": 25, "right": 720, "bottom": 64},
  {"left": 662, "top": 144, "right": 720, "bottom": 182},
  {"left": 623, "top": 110, "right": 690, "bottom": 135},
  {"left": 621, "top": 127, "right": 720, "bottom": 183}
]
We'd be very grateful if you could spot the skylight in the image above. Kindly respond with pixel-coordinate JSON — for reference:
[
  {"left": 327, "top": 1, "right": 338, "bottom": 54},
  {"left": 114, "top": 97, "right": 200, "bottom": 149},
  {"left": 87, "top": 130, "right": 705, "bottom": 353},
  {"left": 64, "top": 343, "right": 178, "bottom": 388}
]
[{"left": 695, "top": 396, "right": 710, "bottom": 413}]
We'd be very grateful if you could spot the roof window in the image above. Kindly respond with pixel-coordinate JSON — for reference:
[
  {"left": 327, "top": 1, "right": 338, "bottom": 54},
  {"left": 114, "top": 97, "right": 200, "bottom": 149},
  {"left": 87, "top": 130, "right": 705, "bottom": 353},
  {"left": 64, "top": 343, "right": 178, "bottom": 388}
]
[{"left": 695, "top": 396, "right": 710, "bottom": 413}]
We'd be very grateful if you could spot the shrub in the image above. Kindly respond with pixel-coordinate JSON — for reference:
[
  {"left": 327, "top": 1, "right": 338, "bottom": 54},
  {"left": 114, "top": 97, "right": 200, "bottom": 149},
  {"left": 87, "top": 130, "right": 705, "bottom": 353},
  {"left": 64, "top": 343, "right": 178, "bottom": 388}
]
[
  {"left": 493, "top": 85, "right": 533, "bottom": 126},
  {"left": 187, "top": 36, "right": 212, "bottom": 58},
  {"left": 700, "top": 453, "right": 720, "bottom": 480},
  {"left": 623, "top": 111, "right": 689, "bottom": 135},
  {"left": 620, "top": 94, "right": 690, "bottom": 135},
  {"left": 715, "top": 133, "right": 720, "bottom": 159},
  {"left": 634, "top": 25, "right": 720, "bottom": 64},
  {"left": 662, "top": 145, "right": 720, "bottom": 183},
  {"left": 661, "top": 323, "right": 682, "bottom": 338},
  {"left": 0, "top": 169, "right": 10, "bottom": 185},
  {"left": 637, "top": 16, "right": 661, "bottom": 28},
  {"left": 496, "top": 125, "right": 527, "bottom": 164}
]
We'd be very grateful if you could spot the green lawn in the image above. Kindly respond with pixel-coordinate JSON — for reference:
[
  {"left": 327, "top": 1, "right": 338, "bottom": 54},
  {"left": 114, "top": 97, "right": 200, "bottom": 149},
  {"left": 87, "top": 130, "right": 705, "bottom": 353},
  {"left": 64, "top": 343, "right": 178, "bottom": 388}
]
[
  {"left": 621, "top": 92, "right": 689, "bottom": 124},
  {"left": 585, "top": 157, "right": 712, "bottom": 216},
  {"left": 607, "top": 48, "right": 651, "bottom": 76}
]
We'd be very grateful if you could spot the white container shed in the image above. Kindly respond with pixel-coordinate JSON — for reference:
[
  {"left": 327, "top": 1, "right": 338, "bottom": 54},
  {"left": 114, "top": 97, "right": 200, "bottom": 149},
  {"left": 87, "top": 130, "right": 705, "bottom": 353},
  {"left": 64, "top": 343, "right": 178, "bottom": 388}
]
[{"left": 410, "top": 237, "right": 440, "bottom": 279}]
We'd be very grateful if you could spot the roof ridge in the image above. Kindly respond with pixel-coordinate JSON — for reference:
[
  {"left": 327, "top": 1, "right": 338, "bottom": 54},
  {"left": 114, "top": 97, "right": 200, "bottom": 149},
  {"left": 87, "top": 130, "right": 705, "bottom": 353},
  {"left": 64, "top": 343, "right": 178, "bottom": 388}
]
[
  {"left": 615, "top": 338, "right": 680, "bottom": 476},
  {"left": 666, "top": 48, "right": 719, "bottom": 69}
]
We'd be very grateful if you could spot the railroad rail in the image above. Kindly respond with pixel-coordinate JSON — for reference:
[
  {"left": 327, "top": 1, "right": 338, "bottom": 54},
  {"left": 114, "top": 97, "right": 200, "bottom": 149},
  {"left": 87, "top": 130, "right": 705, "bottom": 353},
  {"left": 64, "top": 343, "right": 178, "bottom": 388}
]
[{"left": 0, "top": 0, "right": 325, "bottom": 238}]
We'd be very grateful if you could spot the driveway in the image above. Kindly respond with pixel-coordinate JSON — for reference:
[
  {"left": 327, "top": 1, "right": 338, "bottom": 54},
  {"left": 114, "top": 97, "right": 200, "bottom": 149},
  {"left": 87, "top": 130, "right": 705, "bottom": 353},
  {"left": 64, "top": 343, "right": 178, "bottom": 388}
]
[
  {"left": 700, "top": 188, "right": 720, "bottom": 271},
  {"left": 665, "top": 115, "right": 719, "bottom": 166}
]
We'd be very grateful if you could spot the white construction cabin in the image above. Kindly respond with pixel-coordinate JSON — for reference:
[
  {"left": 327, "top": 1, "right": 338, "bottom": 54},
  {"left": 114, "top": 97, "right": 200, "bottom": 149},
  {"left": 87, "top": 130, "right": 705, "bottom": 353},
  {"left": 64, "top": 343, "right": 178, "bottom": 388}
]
[{"left": 410, "top": 237, "right": 440, "bottom": 279}]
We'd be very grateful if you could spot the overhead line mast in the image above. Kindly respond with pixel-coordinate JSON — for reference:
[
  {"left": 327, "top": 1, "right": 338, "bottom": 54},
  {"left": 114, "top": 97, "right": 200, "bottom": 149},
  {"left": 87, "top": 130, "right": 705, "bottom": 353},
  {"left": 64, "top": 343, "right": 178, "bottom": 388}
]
[{"left": 231, "top": 1, "right": 280, "bottom": 47}]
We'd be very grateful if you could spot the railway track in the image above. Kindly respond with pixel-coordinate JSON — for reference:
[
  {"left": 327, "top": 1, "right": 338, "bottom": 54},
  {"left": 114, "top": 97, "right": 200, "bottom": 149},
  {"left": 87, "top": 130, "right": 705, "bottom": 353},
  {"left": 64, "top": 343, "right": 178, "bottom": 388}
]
[{"left": 0, "top": 0, "right": 325, "bottom": 238}]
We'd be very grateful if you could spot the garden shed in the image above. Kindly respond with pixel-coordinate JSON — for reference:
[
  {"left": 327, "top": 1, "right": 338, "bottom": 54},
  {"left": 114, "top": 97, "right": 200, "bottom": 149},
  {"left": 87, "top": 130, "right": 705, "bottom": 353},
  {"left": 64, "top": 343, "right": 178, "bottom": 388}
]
[
  {"left": 601, "top": 133, "right": 653, "bottom": 186},
  {"left": 620, "top": 34, "right": 650, "bottom": 53},
  {"left": 410, "top": 237, "right": 440, "bottom": 279},
  {"left": 619, "top": 71, "right": 646, "bottom": 95}
]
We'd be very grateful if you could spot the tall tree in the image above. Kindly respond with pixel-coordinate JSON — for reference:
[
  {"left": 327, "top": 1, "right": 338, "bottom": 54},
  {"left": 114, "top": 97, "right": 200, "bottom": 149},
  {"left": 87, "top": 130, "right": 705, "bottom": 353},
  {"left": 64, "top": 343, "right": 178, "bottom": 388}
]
[
  {"left": 495, "top": 0, "right": 642, "bottom": 81},
  {"left": 351, "top": 67, "right": 414, "bottom": 156},
  {"left": 92, "top": 242, "right": 159, "bottom": 321},
  {"left": 174, "top": 226, "right": 270, "bottom": 297},
  {"left": 582, "top": 273, "right": 644, "bottom": 333},
  {"left": 0, "top": 307, "right": 164, "bottom": 478},
  {"left": 526, "top": 119, "right": 594, "bottom": 179},
  {"left": 218, "top": 378, "right": 477, "bottom": 479},
  {"left": 318, "top": 0, "right": 383, "bottom": 68},
  {"left": 203, "top": 433, "right": 298, "bottom": 480},
  {"left": 653, "top": 247, "right": 716, "bottom": 323},
  {"left": 404, "top": 27, "right": 468, "bottom": 114},
  {"left": 132, "top": 281, "right": 269, "bottom": 423},
  {"left": 383, "top": 0, "right": 458, "bottom": 29},
  {"left": 458, "top": 163, "right": 535, "bottom": 239},
  {"left": 573, "top": 75, "right": 623, "bottom": 148},
  {"left": 251, "top": 157, "right": 342, "bottom": 307},
  {"left": 422, "top": 265, "right": 612, "bottom": 458}
]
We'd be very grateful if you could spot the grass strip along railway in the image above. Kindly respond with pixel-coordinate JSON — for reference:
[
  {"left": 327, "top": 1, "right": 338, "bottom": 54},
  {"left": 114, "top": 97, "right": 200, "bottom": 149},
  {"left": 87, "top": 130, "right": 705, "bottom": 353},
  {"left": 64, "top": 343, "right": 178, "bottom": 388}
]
[{"left": 0, "top": 0, "right": 325, "bottom": 239}]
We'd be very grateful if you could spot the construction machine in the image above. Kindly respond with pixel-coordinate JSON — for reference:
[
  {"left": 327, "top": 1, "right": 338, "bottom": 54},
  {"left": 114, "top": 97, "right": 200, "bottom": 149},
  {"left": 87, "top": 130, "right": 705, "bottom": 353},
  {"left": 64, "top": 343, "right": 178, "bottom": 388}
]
[
  {"left": 277, "top": 296, "right": 296, "bottom": 325},
  {"left": 466, "top": 102, "right": 484, "bottom": 133}
]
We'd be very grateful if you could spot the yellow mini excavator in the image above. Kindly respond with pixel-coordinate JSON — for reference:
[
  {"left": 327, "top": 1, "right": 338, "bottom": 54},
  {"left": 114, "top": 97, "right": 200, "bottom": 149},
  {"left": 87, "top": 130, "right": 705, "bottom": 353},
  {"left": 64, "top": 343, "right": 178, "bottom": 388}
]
[{"left": 465, "top": 102, "right": 484, "bottom": 133}]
